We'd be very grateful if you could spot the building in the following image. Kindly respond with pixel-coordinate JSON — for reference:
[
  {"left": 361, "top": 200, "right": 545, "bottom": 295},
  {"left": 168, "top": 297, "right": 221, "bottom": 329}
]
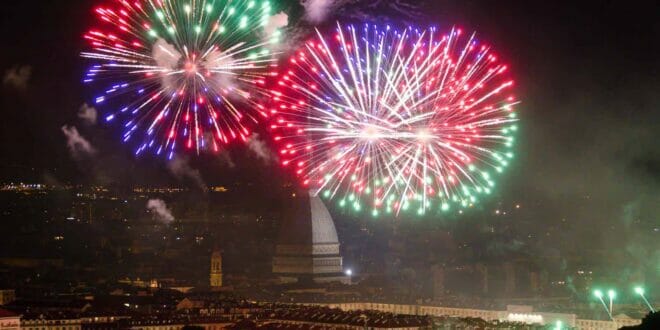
[
  {"left": 176, "top": 298, "right": 207, "bottom": 311},
  {"left": 475, "top": 263, "right": 488, "bottom": 294},
  {"left": 272, "top": 192, "right": 348, "bottom": 284},
  {"left": 122, "top": 317, "right": 232, "bottom": 330},
  {"left": 0, "top": 308, "right": 19, "bottom": 330},
  {"left": 530, "top": 271, "right": 540, "bottom": 293},
  {"left": 322, "top": 302, "right": 642, "bottom": 329},
  {"left": 430, "top": 265, "right": 444, "bottom": 299},
  {"left": 210, "top": 249, "right": 223, "bottom": 289},
  {"left": 504, "top": 262, "right": 516, "bottom": 295},
  {"left": 20, "top": 314, "right": 81, "bottom": 330},
  {"left": 0, "top": 291, "right": 15, "bottom": 306}
]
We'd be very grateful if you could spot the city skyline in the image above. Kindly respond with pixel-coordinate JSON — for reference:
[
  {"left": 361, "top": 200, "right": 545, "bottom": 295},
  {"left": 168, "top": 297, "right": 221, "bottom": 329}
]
[{"left": 0, "top": 0, "right": 658, "bottom": 329}]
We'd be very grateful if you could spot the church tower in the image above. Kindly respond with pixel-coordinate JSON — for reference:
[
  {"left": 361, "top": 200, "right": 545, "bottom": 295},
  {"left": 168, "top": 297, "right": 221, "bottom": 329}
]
[{"left": 210, "top": 249, "right": 223, "bottom": 289}]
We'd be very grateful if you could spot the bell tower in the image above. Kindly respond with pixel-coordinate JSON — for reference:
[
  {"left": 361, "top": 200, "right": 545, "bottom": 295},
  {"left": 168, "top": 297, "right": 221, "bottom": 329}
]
[{"left": 210, "top": 248, "right": 223, "bottom": 289}]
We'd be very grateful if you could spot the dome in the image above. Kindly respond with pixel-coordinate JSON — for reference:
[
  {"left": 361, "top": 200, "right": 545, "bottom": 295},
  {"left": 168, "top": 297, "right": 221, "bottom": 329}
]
[
  {"left": 273, "top": 191, "right": 346, "bottom": 281},
  {"left": 277, "top": 191, "right": 339, "bottom": 246}
]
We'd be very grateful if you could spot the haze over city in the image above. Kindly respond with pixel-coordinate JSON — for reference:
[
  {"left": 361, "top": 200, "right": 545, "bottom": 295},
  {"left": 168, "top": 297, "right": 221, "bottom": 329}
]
[{"left": 0, "top": 1, "right": 657, "bottom": 329}]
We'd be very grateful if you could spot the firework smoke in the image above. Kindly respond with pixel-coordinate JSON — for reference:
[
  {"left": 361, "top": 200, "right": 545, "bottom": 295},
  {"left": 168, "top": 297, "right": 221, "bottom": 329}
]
[
  {"left": 62, "top": 125, "right": 96, "bottom": 158},
  {"left": 147, "top": 199, "right": 174, "bottom": 223}
]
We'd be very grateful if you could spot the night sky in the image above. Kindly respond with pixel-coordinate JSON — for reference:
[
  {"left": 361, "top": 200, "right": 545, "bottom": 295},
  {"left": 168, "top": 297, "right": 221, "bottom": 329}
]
[{"left": 1, "top": 0, "right": 658, "bottom": 260}]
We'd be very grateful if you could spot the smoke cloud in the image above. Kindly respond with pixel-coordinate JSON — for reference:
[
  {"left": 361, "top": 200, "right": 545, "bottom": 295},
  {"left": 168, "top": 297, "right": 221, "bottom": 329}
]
[
  {"left": 146, "top": 199, "right": 174, "bottom": 224},
  {"left": 332, "top": 0, "right": 426, "bottom": 24},
  {"left": 153, "top": 38, "right": 181, "bottom": 70},
  {"left": 167, "top": 157, "right": 207, "bottom": 190},
  {"left": 153, "top": 38, "right": 182, "bottom": 91},
  {"left": 3, "top": 65, "right": 32, "bottom": 90},
  {"left": 247, "top": 133, "right": 275, "bottom": 164},
  {"left": 203, "top": 50, "right": 239, "bottom": 95},
  {"left": 219, "top": 151, "right": 236, "bottom": 169},
  {"left": 301, "top": 0, "right": 342, "bottom": 23},
  {"left": 264, "top": 12, "right": 288, "bottom": 36},
  {"left": 61, "top": 125, "right": 96, "bottom": 159},
  {"left": 78, "top": 103, "right": 98, "bottom": 125}
]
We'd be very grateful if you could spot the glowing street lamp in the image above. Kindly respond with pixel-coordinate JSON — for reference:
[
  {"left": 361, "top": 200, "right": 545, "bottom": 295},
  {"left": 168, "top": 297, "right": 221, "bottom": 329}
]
[
  {"left": 345, "top": 268, "right": 353, "bottom": 285},
  {"left": 634, "top": 287, "right": 655, "bottom": 312},
  {"left": 608, "top": 289, "right": 616, "bottom": 316},
  {"left": 594, "top": 290, "right": 603, "bottom": 299},
  {"left": 593, "top": 289, "right": 613, "bottom": 320},
  {"left": 594, "top": 289, "right": 603, "bottom": 299}
]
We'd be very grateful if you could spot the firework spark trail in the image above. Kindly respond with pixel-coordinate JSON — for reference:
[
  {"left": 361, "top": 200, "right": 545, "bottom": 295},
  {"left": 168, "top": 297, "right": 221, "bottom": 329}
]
[
  {"left": 82, "top": 0, "right": 283, "bottom": 158},
  {"left": 268, "top": 23, "right": 519, "bottom": 216}
]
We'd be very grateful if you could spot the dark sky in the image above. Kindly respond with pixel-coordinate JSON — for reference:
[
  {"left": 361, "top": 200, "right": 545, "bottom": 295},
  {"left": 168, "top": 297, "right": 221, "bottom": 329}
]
[{"left": 0, "top": 0, "right": 658, "bottom": 247}]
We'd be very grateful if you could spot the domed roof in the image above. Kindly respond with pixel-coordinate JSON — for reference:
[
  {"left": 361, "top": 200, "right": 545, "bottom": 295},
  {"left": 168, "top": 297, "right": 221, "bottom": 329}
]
[
  {"left": 273, "top": 191, "right": 345, "bottom": 280},
  {"left": 278, "top": 191, "right": 339, "bottom": 246}
]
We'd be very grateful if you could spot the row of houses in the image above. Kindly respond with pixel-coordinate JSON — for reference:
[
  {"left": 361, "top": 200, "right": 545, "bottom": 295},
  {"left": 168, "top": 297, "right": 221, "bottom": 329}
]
[
  {"left": 0, "top": 309, "right": 232, "bottom": 330},
  {"left": 321, "top": 302, "right": 642, "bottom": 330},
  {"left": 0, "top": 298, "right": 646, "bottom": 330}
]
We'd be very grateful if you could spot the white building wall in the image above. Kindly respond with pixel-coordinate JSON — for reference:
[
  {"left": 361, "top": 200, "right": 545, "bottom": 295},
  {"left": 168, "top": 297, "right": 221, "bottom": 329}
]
[{"left": 320, "top": 302, "right": 641, "bottom": 329}]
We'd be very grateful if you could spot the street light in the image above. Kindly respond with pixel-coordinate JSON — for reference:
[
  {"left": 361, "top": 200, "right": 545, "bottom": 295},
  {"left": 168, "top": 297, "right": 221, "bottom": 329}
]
[
  {"left": 593, "top": 289, "right": 613, "bottom": 320},
  {"left": 608, "top": 289, "right": 616, "bottom": 316},
  {"left": 554, "top": 320, "right": 563, "bottom": 330},
  {"left": 634, "top": 286, "right": 655, "bottom": 312},
  {"left": 345, "top": 269, "right": 353, "bottom": 285}
]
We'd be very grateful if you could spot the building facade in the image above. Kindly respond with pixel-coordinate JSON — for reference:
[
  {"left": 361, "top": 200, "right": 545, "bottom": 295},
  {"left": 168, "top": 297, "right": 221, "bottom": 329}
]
[
  {"left": 0, "top": 309, "right": 19, "bottom": 330},
  {"left": 0, "top": 291, "right": 15, "bottom": 306},
  {"left": 320, "top": 302, "right": 642, "bottom": 330},
  {"left": 210, "top": 249, "right": 223, "bottom": 289},
  {"left": 21, "top": 317, "right": 82, "bottom": 330}
]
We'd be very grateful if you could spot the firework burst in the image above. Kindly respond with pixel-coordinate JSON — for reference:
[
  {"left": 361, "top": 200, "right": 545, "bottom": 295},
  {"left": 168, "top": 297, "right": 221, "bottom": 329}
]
[
  {"left": 268, "top": 23, "right": 519, "bottom": 216},
  {"left": 82, "top": 0, "right": 283, "bottom": 158}
]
